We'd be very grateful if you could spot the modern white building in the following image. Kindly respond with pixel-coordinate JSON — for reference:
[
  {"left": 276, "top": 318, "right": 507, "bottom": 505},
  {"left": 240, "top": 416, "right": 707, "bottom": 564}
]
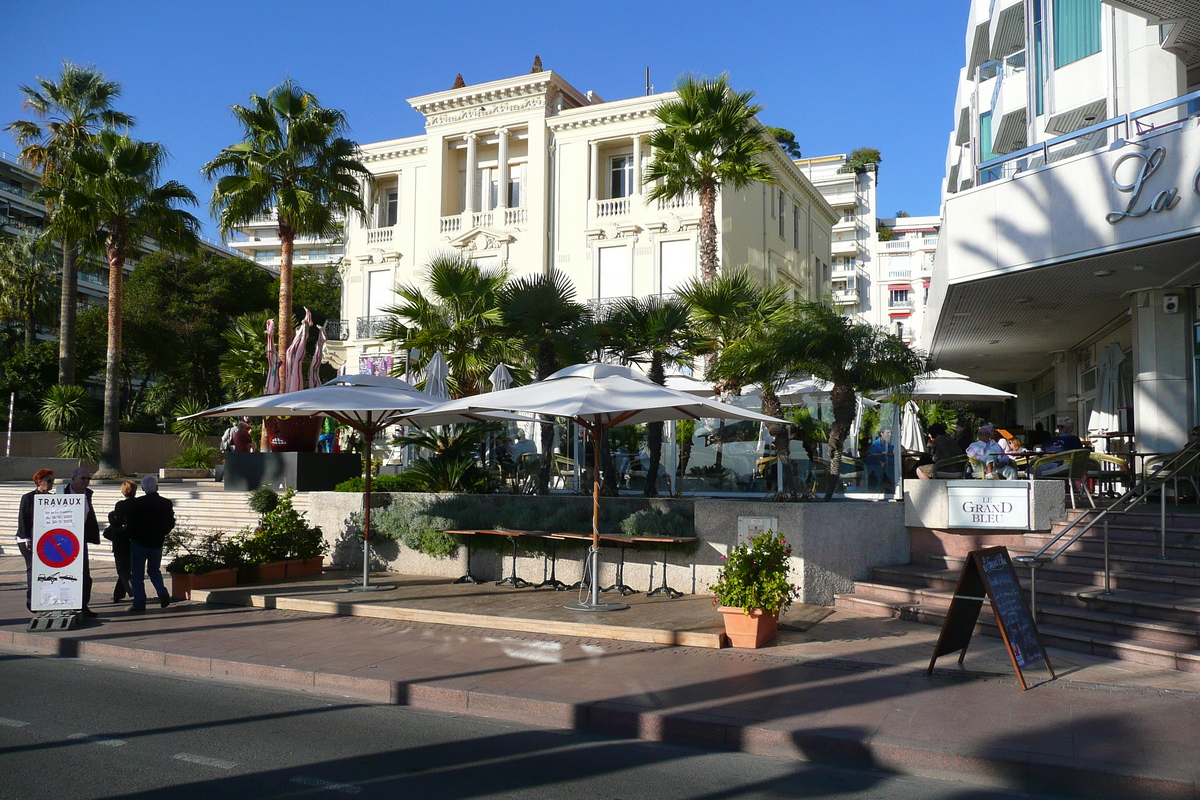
[
  {"left": 795, "top": 154, "right": 940, "bottom": 346},
  {"left": 326, "top": 69, "right": 838, "bottom": 373},
  {"left": 224, "top": 214, "right": 343, "bottom": 277},
  {"left": 926, "top": 0, "right": 1199, "bottom": 451}
]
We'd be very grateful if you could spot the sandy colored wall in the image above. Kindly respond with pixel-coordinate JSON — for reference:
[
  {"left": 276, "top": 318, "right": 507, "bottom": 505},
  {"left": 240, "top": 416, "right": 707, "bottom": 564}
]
[{"left": 6, "top": 432, "right": 220, "bottom": 476}]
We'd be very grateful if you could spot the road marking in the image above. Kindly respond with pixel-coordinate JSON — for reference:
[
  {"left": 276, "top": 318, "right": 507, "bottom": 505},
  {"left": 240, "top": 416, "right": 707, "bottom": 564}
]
[
  {"left": 0, "top": 718, "right": 29, "bottom": 728},
  {"left": 290, "top": 776, "right": 361, "bottom": 794},
  {"left": 68, "top": 733, "right": 126, "bottom": 747},
  {"left": 174, "top": 753, "right": 236, "bottom": 770}
]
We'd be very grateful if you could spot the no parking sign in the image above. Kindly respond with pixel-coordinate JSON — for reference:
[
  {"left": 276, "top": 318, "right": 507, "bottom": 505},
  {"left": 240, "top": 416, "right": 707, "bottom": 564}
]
[{"left": 31, "top": 494, "right": 85, "bottom": 611}]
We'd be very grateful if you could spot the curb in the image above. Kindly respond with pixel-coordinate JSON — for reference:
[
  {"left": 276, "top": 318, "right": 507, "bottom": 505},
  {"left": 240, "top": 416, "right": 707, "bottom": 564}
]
[{"left": 0, "top": 629, "right": 1193, "bottom": 799}]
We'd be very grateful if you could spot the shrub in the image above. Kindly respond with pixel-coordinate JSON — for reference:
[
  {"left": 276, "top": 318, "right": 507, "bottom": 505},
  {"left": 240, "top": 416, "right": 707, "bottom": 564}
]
[
  {"left": 369, "top": 497, "right": 459, "bottom": 559},
  {"left": 334, "top": 473, "right": 422, "bottom": 493},
  {"left": 168, "top": 443, "right": 220, "bottom": 469},
  {"left": 244, "top": 489, "right": 326, "bottom": 561},
  {"left": 164, "top": 553, "right": 225, "bottom": 575},
  {"left": 164, "top": 529, "right": 243, "bottom": 574},
  {"left": 247, "top": 485, "right": 280, "bottom": 515},
  {"left": 709, "top": 530, "right": 798, "bottom": 616},
  {"left": 620, "top": 507, "right": 692, "bottom": 537}
]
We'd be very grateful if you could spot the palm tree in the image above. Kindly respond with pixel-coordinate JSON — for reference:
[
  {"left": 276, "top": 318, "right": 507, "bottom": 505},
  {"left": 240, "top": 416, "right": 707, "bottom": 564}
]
[
  {"left": 220, "top": 310, "right": 276, "bottom": 401},
  {"left": 380, "top": 251, "right": 520, "bottom": 397},
  {"left": 203, "top": 80, "right": 370, "bottom": 388},
  {"left": 498, "top": 269, "right": 591, "bottom": 493},
  {"left": 646, "top": 74, "right": 777, "bottom": 281},
  {"left": 0, "top": 233, "right": 58, "bottom": 347},
  {"left": 777, "top": 302, "right": 927, "bottom": 500},
  {"left": 41, "top": 130, "right": 200, "bottom": 475},
  {"left": 6, "top": 61, "right": 134, "bottom": 385},
  {"left": 602, "top": 295, "right": 698, "bottom": 496}
]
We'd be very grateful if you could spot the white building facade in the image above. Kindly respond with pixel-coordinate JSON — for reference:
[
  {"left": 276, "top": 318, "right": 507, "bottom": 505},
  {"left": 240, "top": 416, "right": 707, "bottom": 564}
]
[
  {"left": 927, "top": 0, "right": 1200, "bottom": 452},
  {"left": 327, "top": 70, "right": 837, "bottom": 373}
]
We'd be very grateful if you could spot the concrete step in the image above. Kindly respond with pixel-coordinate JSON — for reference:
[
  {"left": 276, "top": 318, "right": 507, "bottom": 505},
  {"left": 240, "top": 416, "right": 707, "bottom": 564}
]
[
  {"left": 932, "top": 547, "right": 1200, "bottom": 581},
  {"left": 1022, "top": 531, "right": 1200, "bottom": 563}
]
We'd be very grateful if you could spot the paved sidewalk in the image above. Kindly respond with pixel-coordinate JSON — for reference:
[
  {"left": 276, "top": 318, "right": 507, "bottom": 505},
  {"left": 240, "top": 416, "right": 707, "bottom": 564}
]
[{"left": 1, "top": 556, "right": 1198, "bottom": 799}]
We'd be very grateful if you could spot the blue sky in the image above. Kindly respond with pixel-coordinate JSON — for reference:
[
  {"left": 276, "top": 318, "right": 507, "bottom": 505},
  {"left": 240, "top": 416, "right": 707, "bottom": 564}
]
[{"left": 4, "top": 1, "right": 968, "bottom": 240}]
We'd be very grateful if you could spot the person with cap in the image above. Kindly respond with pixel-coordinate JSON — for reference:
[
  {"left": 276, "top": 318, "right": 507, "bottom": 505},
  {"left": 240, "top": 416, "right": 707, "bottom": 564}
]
[
  {"left": 967, "top": 426, "right": 1017, "bottom": 479},
  {"left": 62, "top": 467, "right": 100, "bottom": 617},
  {"left": 1043, "top": 417, "right": 1083, "bottom": 454},
  {"left": 15, "top": 469, "right": 56, "bottom": 613},
  {"left": 125, "top": 475, "right": 176, "bottom": 612}
]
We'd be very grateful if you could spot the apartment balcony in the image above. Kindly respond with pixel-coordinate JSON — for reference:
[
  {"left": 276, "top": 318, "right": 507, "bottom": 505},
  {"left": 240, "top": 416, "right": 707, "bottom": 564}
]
[
  {"left": 989, "top": 0, "right": 1025, "bottom": 62},
  {"left": 831, "top": 239, "right": 860, "bottom": 257},
  {"left": 356, "top": 315, "right": 392, "bottom": 340},
  {"left": 883, "top": 239, "right": 911, "bottom": 252},
  {"left": 587, "top": 296, "right": 635, "bottom": 317},
  {"left": 887, "top": 269, "right": 912, "bottom": 280},
  {"left": 439, "top": 205, "right": 529, "bottom": 235},
  {"left": 824, "top": 191, "right": 862, "bottom": 209},
  {"left": 656, "top": 193, "right": 696, "bottom": 211},
  {"left": 832, "top": 217, "right": 861, "bottom": 233},
  {"left": 323, "top": 318, "right": 350, "bottom": 342},
  {"left": 921, "top": 237, "right": 939, "bottom": 249},
  {"left": 888, "top": 299, "right": 913, "bottom": 311},
  {"left": 832, "top": 288, "right": 859, "bottom": 305},
  {"left": 365, "top": 227, "right": 394, "bottom": 245},
  {"left": 990, "top": 51, "right": 1029, "bottom": 155},
  {"left": 595, "top": 197, "right": 631, "bottom": 218}
]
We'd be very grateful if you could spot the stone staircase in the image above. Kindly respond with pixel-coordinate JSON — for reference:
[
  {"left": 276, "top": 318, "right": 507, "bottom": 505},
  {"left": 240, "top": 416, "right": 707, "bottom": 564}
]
[
  {"left": 0, "top": 480, "right": 309, "bottom": 561},
  {"left": 836, "top": 506, "right": 1200, "bottom": 672}
]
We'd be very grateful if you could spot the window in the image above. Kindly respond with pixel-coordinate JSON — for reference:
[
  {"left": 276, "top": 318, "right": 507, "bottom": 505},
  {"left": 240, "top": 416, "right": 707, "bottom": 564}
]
[
  {"left": 598, "top": 245, "right": 631, "bottom": 299},
  {"left": 474, "top": 168, "right": 499, "bottom": 211},
  {"left": 659, "top": 239, "right": 693, "bottom": 294},
  {"left": 889, "top": 289, "right": 910, "bottom": 307},
  {"left": 366, "top": 270, "right": 392, "bottom": 318},
  {"left": 778, "top": 192, "right": 787, "bottom": 239},
  {"left": 1053, "top": 0, "right": 1101, "bottom": 68},
  {"left": 979, "top": 111, "right": 995, "bottom": 163},
  {"left": 383, "top": 190, "right": 398, "bottom": 227},
  {"left": 508, "top": 162, "right": 525, "bottom": 208},
  {"left": 609, "top": 155, "right": 633, "bottom": 199}
]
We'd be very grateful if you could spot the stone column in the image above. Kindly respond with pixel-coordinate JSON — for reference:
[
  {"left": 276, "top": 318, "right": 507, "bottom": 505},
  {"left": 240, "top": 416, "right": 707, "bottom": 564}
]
[
  {"left": 464, "top": 133, "right": 478, "bottom": 215},
  {"left": 497, "top": 128, "right": 510, "bottom": 211},
  {"left": 589, "top": 141, "right": 600, "bottom": 201},
  {"left": 1132, "top": 289, "right": 1191, "bottom": 452},
  {"left": 632, "top": 135, "right": 643, "bottom": 197}
]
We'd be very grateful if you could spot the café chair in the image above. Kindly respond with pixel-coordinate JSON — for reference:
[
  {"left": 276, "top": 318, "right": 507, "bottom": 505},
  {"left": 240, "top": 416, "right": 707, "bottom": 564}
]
[
  {"left": 1031, "top": 449, "right": 1094, "bottom": 509},
  {"left": 1142, "top": 450, "right": 1200, "bottom": 504},
  {"left": 1087, "top": 452, "right": 1132, "bottom": 497}
]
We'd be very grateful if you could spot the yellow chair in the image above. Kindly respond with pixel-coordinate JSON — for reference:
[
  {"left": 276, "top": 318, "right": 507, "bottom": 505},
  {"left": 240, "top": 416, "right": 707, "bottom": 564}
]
[
  {"left": 1087, "top": 452, "right": 1132, "bottom": 496},
  {"left": 1142, "top": 450, "right": 1200, "bottom": 504},
  {"left": 1031, "top": 449, "right": 1094, "bottom": 508}
]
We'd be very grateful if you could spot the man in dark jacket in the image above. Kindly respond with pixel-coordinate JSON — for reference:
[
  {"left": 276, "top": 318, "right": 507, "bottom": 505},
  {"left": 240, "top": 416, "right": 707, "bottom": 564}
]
[
  {"left": 63, "top": 468, "right": 100, "bottom": 618},
  {"left": 126, "top": 475, "right": 176, "bottom": 612},
  {"left": 16, "top": 469, "right": 56, "bottom": 612}
]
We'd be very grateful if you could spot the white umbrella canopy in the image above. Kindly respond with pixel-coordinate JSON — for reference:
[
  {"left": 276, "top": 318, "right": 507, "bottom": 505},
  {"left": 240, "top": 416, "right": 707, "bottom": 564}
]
[
  {"left": 404, "top": 362, "right": 786, "bottom": 612},
  {"left": 901, "top": 401, "right": 926, "bottom": 453},
  {"left": 425, "top": 351, "right": 450, "bottom": 399},
  {"left": 874, "top": 369, "right": 1016, "bottom": 402},
  {"left": 488, "top": 363, "right": 515, "bottom": 392},
  {"left": 664, "top": 374, "right": 716, "bottom": 397},
  {"left": 1087, "top": 342, "right": 1127, "bottom": 453}
]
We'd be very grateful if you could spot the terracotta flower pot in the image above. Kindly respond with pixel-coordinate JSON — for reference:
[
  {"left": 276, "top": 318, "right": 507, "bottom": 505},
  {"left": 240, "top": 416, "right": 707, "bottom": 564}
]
[
  {"left": 287, "top": 557, "right": 324, "bottom": 578},
  {"left": 255, "top": 560, "right": 289, "bottom": 583},
  {"left": 169, "top": 567, "right": 238, "bottom": 600},
  {"left": 717, "top": 606, "right": 779, "bottom": 648}
]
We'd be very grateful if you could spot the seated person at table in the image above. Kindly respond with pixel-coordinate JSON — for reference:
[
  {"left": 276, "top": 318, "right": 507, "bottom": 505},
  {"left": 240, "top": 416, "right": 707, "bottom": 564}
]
[
  {"left": 917, "top": 422, "right": 965, "bottom": 479},
  {"left": 967, "top": 426, "right": 1017, "bottom": 479},
  {"left": 510, "top": 431, "right": 537, "bottom": 461},
  {"left": 864, "top": 428, "right": 895, "bottom": 489},
  {"left": 1025, "top": 422, "right": 1051, "bottom": 448},
  {"left": 1043, "top": 417, "right": 1083, "bottom": 454}
]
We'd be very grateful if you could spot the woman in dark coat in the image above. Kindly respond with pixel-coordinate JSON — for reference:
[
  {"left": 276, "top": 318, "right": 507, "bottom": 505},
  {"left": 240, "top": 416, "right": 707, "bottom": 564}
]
[
  {"left": 16, "top": 469, "right": 56, "bottom": 612},
  {"left": 106, "top": 481, "right": 138, "bottom": 603}
]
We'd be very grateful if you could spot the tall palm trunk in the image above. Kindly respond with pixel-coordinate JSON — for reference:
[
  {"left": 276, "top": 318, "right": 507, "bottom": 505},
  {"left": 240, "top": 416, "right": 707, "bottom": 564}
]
[
  {"left": 536, "top": 339, "right": 556, "bottom": 495},
  {"left": 824, "top": 383, "right": 856, "bottom": 501},
  {"left": 644, "top": 355, "right": 665, "bottom": 497},
  {"left": 698, "top": 181, "right": 718, "bottom": 281},
  {"left": 98, "top": 235, "right": 126, "bottom": 476},
  {"left": 58, "top": 242, "right": 77, "bottom": 385},
  {"left": 277, "top": 221, "right": 296, "bottom": 387}
]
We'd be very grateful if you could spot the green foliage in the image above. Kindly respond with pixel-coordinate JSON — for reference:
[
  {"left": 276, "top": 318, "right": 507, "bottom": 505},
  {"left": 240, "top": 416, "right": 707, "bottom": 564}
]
[
  {"left": 167, "top": 443, "right": 219, "bottom": 469},
  {"left": 171, "top": 397, "right": 216, "bottom": 449},
  {"left": 764, "top": 126, "right": 802, "bottom": 158},
  {"left": 619, "top": 508, "right": 692, "bottom": 537},
  {"left": 244, "top": 489, "right": 326, "bottom": 561},
  {"left": 876, "top": 221, "right": 895, "bottom": 242},
  {"left": 709, "top": 530, "right": 798, "bottom": 615},
  {"left": 220, "top": 310, "right": 275, "bottom": 401},
  {"left": 270, "top": 266, "right": 341, "bottom": 326},
  {"left": 164, "top": 528, "right": 244, "bottom": 574},
  {"left": 39, "top": 384, "right": 100, "bottom": 460},
  {"left": 845, "top": 147, "right": 882, "bottom": 172},
  {"left": 247, "top": 485, "right": 280, "bottom": 515},
  {"left": 391, "top": 423, "right": 499, "bottom": 493},
  {"left": 371, "top": 497, "right": 460, "bottom": 558},
  {"left": 334, "top": 473, "right": 422, "bottom": 493}
]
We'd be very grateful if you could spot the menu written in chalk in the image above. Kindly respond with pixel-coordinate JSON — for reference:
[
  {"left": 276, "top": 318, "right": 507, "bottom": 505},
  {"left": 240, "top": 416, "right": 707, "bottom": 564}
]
[{"left": 926, "top": 545, "right": 1054, "bottom": 690}]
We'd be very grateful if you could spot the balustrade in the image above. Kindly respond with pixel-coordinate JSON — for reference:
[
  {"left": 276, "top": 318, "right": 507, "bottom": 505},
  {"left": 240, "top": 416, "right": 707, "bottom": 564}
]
[
  {"left": 656, "top": 193, "right": 695, "bottom": 211},
  {"left": 595, "top": 197, "right": 630, "bottom": 218},
  {"left": 366, "top": 228, "right": 394, "bottom": 244},
  {"left": 323, "top": 319, "right": 350, "bottom": 341},
  {"left": 440, "top": 216, "right": 462, "bottom": 235},
  {"left": 356, "top": 315, "right": 393, "bottom": 339},
  {"left": 504, "top": 207, "right": 527, "bottom": 226}
]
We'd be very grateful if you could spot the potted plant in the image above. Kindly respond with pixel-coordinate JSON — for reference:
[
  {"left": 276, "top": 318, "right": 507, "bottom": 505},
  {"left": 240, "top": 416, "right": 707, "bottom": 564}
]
[
  {"left": 240, "top": 489, "right": 327, "bottom": 582},
  {"left": 709, "top": 530, "right": 798, "bottom": 648},
  {"left": 165, "top": 554, "right": 238, "bottom": 599}
]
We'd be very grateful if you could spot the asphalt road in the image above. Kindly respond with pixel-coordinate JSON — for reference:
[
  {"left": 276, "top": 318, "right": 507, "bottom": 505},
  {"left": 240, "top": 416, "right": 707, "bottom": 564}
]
[{"left": 0, "top": 652, "right": 1067, "bottom": 800}]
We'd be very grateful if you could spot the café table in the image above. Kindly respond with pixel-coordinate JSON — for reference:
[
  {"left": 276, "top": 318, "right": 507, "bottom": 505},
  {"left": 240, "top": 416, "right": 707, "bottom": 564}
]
[
  {"left": 637, "top": 535, "right": 699, "bottom": 599},
  {"left": 549, "top": 531, "right": 636, "bottom": 595}
]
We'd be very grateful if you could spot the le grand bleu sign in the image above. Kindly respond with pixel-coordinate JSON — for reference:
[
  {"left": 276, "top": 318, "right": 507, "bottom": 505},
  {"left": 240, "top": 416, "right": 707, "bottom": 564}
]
[{"left": 946, "top": 481, "right": 1031, "bottom": 529}]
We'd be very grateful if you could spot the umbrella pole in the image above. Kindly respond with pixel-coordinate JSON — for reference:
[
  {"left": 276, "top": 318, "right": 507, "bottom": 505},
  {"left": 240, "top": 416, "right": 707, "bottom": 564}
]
[
  {"left": 341, "top": 419, "right": 394, "bottom": 592},
  {"left": 565, "top": 424, "right": 628, "bottom": 613}
]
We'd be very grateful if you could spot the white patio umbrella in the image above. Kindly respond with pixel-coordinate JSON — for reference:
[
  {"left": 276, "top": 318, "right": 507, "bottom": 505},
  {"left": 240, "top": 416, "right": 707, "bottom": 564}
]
[
  {"left": 425, "top": 351, "right": 450, "bottom": 399},
  {"left": 1087, "top": 342, "right": 1127, "bottom": 454},
  {"left": 488, "top": 363, "right": 514, "bottom": 392},
  {"left": 404, "top": 362, "right": 786, "bottom": 612},
  {"left": 664, "top": 374, "right": 716, "bottom": 397},
  {"left": 901, "top": 401, "right": 926, "bottom": 453},
  {"left": 875, "top": 369, "right": 1016, "bottom": 402},
  {"left": 184, "top": 374, "right": 523, "bottom": 592}
]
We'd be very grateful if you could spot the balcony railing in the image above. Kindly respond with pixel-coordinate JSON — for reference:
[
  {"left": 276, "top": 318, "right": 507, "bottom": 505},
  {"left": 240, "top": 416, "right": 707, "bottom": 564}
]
[
  {"left": 888, "top": 299, "right": 913, "bottom": 309},
  {"left": 366, "top": 228, "right": 394, "bottom": 244},
  {"left": 587, "top": 296, "right": 635, "bottom": 317},
  {"left": 356, "top": 315, "right": 393, "bottom": 339},
  {"left": 596, "top": 197, "right": 630, "bottom": 218},
  {"left": 323, "top": 318, "right": 350, "bottom": 341},
  {"left": 0, "top": 182, "right": 36, "bottom": 200},
  {"left": 472, "top": 211, "right": 493, "bottom": 228},
  {"left": 884, "top": 240, "right": 911, "bottom": 251},
  {"left": 832, "top": 289, "right": 858, "bottom": 303},
  {"left": 888, "top": 269, "right": 912, "bottom": 279},
  {"left": 440, "top": 216, "right": 462, "bottom": 235},
  {"left": 79, "top": 271, "right": 107, "bottom": 286},
  {"left": 921, "top": 237, "right": 938, "bottom": 249},
  {"left": 656, "top": 193, "right": 695, "bottom": 211},
  {"left": 505, "top": 207, "right": 527, "bottom": 225}
]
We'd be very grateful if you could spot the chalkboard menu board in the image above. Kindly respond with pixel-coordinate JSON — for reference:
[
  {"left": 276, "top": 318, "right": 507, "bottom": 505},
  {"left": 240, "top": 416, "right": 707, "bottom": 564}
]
[{"left": 927, "top": 546, "right": 1054, "bottom": 690}]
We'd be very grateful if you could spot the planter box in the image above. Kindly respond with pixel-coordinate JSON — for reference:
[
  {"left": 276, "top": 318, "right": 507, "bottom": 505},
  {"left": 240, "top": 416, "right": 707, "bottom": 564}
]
[
  {"left": 255, "top": 560, "right": 289, "bottom": 583},
  {"left": 169, "top": 567, "right": 238, "bottom": 600},
  {"left": 717, "top": 606, "right": 779, "bottom": 649},
  {"left": 287, "top": 557, "right": 324, "bottom": 578}
]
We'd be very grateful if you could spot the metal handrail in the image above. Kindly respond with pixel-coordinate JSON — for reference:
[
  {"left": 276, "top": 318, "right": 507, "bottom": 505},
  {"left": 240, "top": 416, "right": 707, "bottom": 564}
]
[{"left": 1014, "top": 446, "right": 1200, "bottom": 619}]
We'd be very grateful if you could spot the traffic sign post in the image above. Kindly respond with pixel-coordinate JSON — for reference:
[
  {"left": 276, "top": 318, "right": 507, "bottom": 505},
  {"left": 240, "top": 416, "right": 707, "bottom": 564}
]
[{"left": 30, "top": 494, "right": 85, "bottom": 614}]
